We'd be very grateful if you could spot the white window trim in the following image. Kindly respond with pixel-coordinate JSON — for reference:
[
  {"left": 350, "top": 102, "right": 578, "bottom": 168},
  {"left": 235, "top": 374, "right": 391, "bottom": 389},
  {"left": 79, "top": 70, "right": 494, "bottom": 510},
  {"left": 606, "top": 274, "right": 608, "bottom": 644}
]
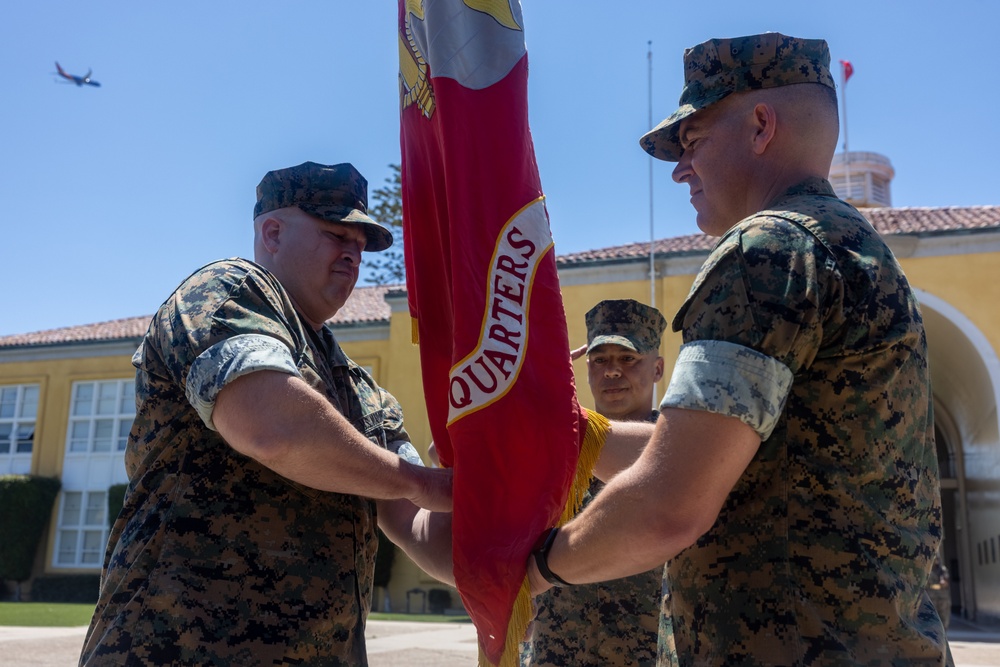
[
  {"left": 54, "top": 379, "right": 135, "bottom": 569},
  {"left": 0, "top": 383, "right": 39, "bottom": 475}
]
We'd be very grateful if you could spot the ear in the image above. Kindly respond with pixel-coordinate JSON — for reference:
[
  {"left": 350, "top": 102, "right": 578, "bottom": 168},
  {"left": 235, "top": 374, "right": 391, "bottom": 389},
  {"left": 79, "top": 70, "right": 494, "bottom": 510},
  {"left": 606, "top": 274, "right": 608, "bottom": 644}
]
[
  {"left": 653, "top": 357, "right": 665, "bottom": 383},
  {"left": 260, "top": 216, "right": 282, "bottom": 254},
  {"left": 750, "top": 102, "right": 777, "bottom": 155}
]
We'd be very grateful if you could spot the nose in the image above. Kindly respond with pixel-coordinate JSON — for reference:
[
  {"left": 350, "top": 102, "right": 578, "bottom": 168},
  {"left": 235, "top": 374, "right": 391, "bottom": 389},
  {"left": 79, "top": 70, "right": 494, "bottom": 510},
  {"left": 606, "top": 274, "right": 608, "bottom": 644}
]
[
  {"left": 604, "top": 363, "right": 622, "bottom": 378},
  {"left": 341, "top": 239, "right": 364, "bottom": 266},
  {"left": 672, "top": 152, "right": 692, "bottom": 184}
]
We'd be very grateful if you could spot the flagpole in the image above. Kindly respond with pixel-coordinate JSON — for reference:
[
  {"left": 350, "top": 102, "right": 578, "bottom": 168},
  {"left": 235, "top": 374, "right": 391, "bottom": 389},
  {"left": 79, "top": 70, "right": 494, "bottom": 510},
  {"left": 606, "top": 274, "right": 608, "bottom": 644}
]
[
  {"left": 648, "top": 40, "right": 658, "bottom": 410},
  {"left": 841, "top": 64, "right": 851, "bottom": 199},
  {"left": 647, "top": 40, "right": 655, "bottom": 309}
]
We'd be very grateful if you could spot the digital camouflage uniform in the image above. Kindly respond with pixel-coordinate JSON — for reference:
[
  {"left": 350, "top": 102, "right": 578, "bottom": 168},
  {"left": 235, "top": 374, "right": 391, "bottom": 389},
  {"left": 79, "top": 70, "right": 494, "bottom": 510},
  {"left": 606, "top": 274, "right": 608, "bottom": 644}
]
[
  {"left": 81, "top": 258, "right": 415, "bottom": 666},
  {"left": 657, "top": 178, "right": 950, "bottom": 666}
]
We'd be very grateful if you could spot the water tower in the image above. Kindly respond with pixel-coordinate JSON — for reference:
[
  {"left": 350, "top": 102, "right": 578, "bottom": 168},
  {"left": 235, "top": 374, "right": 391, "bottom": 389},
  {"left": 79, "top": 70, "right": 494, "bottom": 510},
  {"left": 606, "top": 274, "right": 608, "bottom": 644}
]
[{"left": 829, "top": 151, "right": 894, "bottom": 208}]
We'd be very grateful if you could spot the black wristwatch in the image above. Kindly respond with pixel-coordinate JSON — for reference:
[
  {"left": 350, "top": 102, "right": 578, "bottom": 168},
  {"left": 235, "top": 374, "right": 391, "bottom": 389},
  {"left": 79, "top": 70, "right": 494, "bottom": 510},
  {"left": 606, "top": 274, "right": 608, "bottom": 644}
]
[{"left": 531, "top": 527, "right": 571, "bottom": 587}]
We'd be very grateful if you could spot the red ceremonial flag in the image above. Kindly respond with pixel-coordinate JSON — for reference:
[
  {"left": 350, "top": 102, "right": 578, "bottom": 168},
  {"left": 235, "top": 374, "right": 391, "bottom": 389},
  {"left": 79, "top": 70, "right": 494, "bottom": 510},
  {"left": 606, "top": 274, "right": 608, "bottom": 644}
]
[
  {"left": 397, "top": 1, "right": 606, "bottom": 665},
  {"left": 840, "top": 59, "right": 854, "bottom": 82}
]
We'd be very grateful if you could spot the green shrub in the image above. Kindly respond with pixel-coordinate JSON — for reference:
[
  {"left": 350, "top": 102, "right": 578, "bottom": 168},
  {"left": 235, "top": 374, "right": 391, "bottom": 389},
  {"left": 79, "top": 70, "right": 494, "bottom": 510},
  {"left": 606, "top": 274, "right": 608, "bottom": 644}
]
[
  {"left": 0, "top": 475, "right": 62, "bottom": 587},
  {"left": 107, "top": 483, "right": 128, "bottom": 527},
  {"left": 29, "top": 574, "right": 102, "bottom": 603},
  {"left": 373, "top": 528, "right": 396, "bottom": 589}
]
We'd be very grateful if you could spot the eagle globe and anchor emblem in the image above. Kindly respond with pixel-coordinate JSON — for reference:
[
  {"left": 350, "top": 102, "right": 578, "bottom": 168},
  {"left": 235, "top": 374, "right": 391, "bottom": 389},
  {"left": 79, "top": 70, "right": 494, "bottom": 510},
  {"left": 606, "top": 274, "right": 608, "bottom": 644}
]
[{"left": 399, "top": 0, "right": 525, "bottom": 119}]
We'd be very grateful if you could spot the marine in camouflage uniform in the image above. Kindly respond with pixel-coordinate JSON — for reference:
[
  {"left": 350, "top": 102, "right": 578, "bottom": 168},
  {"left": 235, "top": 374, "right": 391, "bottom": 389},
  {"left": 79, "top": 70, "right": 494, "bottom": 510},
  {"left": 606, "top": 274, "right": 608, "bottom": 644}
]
[
  {"left": 80, "top": 163, "right": 445, "bottom": 666},
  {"left": 657, "top": 177, "right": 947, "bottom": 665},
  {"left": 641, "top": 34, "right": 950, "bottom": 666},
  {"left": 524, "top": 300, "right": 671, "bottom": 667},
  {"left": 527, "top": 34, "right": 950, "bottom": 666}
]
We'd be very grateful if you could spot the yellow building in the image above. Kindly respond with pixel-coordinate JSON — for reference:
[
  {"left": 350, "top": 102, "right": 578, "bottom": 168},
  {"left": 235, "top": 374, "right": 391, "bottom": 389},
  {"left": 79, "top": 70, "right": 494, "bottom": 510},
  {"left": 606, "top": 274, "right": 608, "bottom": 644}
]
[{"left": 3, "top": 202, "right": 1000, "bottom": 623}]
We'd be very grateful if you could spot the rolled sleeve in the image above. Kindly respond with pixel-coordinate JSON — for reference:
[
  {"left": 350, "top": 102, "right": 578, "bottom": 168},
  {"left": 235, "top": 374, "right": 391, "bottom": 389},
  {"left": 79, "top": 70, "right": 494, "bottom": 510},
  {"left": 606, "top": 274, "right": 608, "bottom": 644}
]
[
  {"left": 660, "top": 340, "right": 793, "bottom": 441},
  {"left": 388, "top": 439, "right": 424, "bottom": 467},
  {"left": 186, "top": 333, "right": 302, "bottom": 431}
]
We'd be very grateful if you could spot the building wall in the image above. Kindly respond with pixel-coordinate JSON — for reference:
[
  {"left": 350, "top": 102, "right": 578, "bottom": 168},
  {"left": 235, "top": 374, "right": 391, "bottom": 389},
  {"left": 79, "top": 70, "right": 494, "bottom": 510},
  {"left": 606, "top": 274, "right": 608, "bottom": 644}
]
[
  {"left": 898, "top": 246, "right": 1000, "bottom": 621},
  {"left": 2, "top": 353, "right": 136, "bottom": 478},
  {"left": 0, "top": 345, "right": 138, "bottom": 585}
]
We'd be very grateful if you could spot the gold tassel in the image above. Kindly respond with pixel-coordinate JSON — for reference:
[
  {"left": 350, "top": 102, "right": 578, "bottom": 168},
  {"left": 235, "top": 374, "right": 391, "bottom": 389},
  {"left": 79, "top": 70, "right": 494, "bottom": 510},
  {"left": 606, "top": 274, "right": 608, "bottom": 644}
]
[
  {"left": 481, "top": 576, "right": 534, "bottom": 667},
  {"left": 559, "top": 408, "right": 610, "bottom": 525},
  {"left": 411, "top": 316, "right": 420, "bottom": 345},
  {"left": 485, "top": 408, "right": 611, "bottom": 666}
]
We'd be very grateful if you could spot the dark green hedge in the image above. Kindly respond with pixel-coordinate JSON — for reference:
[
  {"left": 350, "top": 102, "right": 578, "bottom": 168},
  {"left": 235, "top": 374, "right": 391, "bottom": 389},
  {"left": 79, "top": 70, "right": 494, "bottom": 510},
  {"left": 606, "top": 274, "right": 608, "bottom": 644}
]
[
  {"left": 30, "top": 574, "right": 101, "bottom": 603},
  {"left": 0, "top": 475, "right": 62, "bottom": 583},
  {"left": 107, "top": 483, "right": 127, "bottom": 527},
  {"left": 373, "top": 528, "right": 396, "bottom": 589}
]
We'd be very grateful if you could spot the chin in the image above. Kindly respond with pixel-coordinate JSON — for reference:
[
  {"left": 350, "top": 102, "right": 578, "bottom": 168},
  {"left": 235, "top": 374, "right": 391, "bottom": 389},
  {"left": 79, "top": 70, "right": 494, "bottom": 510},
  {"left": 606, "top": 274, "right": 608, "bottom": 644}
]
[
  {"left": 696, "top": 217, "right": 733, "bottom": 238},
  {"left": 694, "top": 212, "right": 716, "bottom": 235},
  {"left": 596, "top": 403, "right": 632, "bottom": 421}
]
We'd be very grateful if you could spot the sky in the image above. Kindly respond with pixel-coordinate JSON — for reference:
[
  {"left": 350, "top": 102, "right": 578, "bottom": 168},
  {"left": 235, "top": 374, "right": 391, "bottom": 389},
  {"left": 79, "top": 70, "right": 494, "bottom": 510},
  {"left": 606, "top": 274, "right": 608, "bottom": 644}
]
[{"left": 2, "top": 1, "right": 998, "bottom": 336}]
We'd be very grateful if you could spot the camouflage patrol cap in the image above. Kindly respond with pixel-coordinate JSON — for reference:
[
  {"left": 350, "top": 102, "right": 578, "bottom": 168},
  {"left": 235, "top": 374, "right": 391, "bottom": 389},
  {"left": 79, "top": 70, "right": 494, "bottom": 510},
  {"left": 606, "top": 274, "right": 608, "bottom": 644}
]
[
  {"left": 640, "top": 33, "right": 836, "bottom": 162},
  {"left": 585, "top": 299, "right": 667, "bottom": 355},
  {"left": 253, "top": 161, "right": 393, "bottom": 252}
]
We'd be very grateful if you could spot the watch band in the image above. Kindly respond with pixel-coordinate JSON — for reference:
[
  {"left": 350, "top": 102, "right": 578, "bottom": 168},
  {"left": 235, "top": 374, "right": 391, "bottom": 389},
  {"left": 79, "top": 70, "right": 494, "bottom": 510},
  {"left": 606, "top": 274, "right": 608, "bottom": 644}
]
[{"left": 532, "top": 527, "right": 571, "bottom": 587}]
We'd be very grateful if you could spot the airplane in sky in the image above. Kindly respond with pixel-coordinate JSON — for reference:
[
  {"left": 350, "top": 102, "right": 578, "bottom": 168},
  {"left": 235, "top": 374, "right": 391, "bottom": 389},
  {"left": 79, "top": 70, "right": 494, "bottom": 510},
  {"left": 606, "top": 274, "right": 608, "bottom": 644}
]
[{"left": 55, "top": 62, "right": 100, "bottom": 87}]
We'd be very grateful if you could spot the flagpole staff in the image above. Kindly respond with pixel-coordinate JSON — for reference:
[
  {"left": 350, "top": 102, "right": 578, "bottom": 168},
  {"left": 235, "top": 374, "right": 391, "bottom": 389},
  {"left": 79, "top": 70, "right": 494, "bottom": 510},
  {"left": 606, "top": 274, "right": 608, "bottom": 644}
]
[
  {"left": 647, "top": 40, "right": 655, "bottom": 308},
  {"left": 648, "top": 40, "right": 658, "bottom": 410},
  {"left": 839, "top": 60, "right": 853, "bottom": 199}
]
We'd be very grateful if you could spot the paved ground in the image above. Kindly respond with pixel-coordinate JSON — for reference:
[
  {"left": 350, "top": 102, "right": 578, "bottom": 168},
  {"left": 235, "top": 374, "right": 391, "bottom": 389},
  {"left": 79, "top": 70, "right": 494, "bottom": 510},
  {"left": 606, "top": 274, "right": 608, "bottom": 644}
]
[
  {"left": 0, "top": 617, "right": 997, "bottom": 666},
  {"left": 0, "top": 621, "right": 482, "bottom": 667}
]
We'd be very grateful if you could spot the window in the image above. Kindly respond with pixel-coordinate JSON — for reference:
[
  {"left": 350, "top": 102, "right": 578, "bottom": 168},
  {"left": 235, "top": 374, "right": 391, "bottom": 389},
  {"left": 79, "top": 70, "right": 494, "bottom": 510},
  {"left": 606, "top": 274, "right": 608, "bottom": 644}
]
[
  {"left": 56, "top": 379, "right": 135, "bottom": 568},
  {"left": 830, "top": 173, "right": 866, "bottom": 202},
  {"left": 55, "top": 490, "right": 108, "bottom": 566},
  {"left": 0, "top": 384, "right": 39, "bottom": 475},
  {"left": 66, "top": 380, "right": 135, "bottom": 454}
]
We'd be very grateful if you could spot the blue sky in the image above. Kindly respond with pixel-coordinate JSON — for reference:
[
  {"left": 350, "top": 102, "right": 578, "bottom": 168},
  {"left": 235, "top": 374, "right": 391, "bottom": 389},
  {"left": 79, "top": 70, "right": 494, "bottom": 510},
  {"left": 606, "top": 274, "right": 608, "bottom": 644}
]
[{"left": 2, "top": 1, "right": 998, "bottom": 336}]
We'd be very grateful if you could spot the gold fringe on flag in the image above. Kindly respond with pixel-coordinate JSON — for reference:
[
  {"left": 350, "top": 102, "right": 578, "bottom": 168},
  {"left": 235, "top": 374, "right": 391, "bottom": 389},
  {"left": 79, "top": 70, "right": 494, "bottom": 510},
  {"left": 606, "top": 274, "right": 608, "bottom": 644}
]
[
  {"left": 481, "top": 407, "right": 611, "bottom": 667},
  {"left": 411, "top": 316, "right": 420, "bottom": 345},
  {"left": 482, "top": 577, "right": 534, "bottom": 667},
  {"left": 559, "top": 408, "right": 610, "bottom": 526}
]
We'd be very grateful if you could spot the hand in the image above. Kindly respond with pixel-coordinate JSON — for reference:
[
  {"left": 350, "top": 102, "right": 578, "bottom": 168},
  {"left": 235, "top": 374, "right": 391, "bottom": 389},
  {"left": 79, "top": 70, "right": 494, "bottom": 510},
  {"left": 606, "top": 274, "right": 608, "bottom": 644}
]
[
  {"left": 407, "top": 464, "right": 454, "bottom": 512},
  {"left": 570, "top": 344, "right": 587, "bottom": 361}
]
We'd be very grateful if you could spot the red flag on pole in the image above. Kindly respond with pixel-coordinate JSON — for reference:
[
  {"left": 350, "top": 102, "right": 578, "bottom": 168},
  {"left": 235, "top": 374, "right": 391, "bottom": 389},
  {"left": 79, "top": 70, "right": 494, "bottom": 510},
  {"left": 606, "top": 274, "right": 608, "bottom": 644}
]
[
  {"left": 398, "top": 2, "right": 606, "bottom": 665},
  {"left": 840, "top": 59, "right": 854, "bottom": 82}
]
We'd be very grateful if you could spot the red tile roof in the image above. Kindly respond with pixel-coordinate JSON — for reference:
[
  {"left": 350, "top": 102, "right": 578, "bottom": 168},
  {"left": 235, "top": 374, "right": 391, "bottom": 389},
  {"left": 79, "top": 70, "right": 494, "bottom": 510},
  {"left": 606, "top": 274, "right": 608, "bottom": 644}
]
[
  {"left": 556, "top": 233, "right": 713, "bottom": 265},
  {"left": 557, "top": 205, "right": 1000, "bottom": 265},
  {"left": 0, "top": 284, "right": 399, "bottom": 349},
  {"left": 330, "top": 284, "right": 394, "bottom": 325},
  {"left": 3, "top": 205, "right": 998, "bottom": 348},
  {"left": 0, "top": 315, "right": 153, "bottom": 349},
  {"left": 862, "top": 205, "right": 1000, "bottom": 234}
]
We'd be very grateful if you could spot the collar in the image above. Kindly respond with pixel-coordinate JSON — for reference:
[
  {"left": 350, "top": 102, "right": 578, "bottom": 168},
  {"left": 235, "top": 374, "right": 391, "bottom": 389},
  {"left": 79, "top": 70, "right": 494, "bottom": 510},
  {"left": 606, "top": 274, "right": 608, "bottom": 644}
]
[
  {"left": 762, "top": 176, "right": 837, "bottom": 210},
  {"left": 315, "top": 324, "right": 351, "bottom": 368}
]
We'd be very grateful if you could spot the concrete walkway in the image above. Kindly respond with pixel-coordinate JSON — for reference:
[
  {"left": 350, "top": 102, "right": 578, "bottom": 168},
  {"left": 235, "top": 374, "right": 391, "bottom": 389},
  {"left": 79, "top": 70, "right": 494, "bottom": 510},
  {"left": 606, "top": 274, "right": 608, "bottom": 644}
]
[
  {"left": 0, "top": 621, "right": 481, "bottom": 666},
  {"left": 1, "top": 618, "right": 997, "bottom": 666}
]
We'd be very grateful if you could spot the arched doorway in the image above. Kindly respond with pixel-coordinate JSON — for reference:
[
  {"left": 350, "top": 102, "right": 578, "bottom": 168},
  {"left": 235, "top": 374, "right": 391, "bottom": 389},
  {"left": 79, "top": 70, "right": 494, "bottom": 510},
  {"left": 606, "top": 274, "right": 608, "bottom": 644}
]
[
  {"left": 916, "top": 289, "right": 1000, "bottom": 622},
  {"left": 933, "top": 406, "right": 969, "bottom": 618}
]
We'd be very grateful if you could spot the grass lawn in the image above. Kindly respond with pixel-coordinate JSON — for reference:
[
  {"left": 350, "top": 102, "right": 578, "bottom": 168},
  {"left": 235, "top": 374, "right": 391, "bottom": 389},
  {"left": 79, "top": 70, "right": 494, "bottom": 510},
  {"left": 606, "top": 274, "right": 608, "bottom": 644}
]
[
  {"left": 0, "top": 602, "right": 95, "bottom": 627},
  {"left": 369, "top": 612, "right": 470, "bottom": 623},
  {"left": 0, "top": 603, "right": 467, "bottom": 627}
]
